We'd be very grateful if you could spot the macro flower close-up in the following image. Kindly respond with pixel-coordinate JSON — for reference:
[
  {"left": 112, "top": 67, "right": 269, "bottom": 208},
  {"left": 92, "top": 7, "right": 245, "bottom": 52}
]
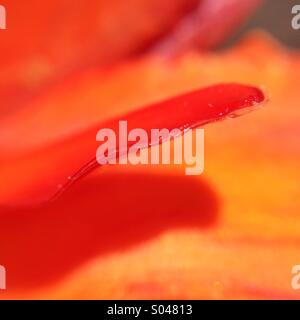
[{"left": 0, "top": 0, "right": 300, "bottom": 301}]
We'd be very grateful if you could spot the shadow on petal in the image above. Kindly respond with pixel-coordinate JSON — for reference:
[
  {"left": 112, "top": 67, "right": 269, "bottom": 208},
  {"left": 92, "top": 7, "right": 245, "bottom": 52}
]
[{"left": 0, "top": 171, "right": 219, "bottom": 290}]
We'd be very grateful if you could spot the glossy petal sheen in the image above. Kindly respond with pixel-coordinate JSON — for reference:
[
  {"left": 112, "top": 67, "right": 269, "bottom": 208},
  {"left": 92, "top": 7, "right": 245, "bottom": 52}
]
[{"left": 0, "top": 84, "right": 264, "bottom": 206}]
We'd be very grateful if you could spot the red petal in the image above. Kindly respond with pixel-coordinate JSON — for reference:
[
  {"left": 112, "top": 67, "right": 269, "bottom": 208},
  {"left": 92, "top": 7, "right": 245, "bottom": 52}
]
[{"left": 0, "top": 83, "right": 265, "bottom": 206}]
